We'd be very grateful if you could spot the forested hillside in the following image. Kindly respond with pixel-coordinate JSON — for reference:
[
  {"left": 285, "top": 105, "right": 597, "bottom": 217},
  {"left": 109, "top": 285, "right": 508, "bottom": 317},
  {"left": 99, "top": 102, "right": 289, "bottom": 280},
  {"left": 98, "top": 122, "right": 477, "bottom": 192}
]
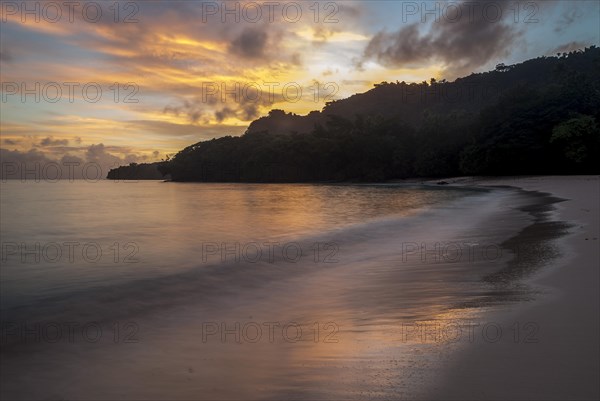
[{"left": 109, "top": 47, "right": 600, "bottom": 181}]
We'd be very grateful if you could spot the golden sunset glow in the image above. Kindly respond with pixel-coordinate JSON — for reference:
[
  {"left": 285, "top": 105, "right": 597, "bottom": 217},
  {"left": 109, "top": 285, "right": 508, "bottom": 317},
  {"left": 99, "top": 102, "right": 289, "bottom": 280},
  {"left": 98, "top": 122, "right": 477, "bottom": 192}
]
[{"left": 1, "top": 1, "right": 598, "bottom": 169}]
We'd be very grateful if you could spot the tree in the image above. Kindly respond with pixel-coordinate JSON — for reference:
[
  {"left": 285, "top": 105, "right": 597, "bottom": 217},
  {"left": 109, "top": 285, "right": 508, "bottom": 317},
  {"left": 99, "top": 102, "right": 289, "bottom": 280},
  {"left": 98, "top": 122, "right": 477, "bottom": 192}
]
[{"left": 550, "top": 115, "right": 600, "bottom": 165}]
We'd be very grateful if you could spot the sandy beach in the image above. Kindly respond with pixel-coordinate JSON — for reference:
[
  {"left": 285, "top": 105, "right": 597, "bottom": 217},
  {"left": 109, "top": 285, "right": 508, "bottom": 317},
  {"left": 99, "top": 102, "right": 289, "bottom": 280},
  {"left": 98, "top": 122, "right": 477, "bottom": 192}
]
[{"left": 425, "top": 176, "right": 600, "bottom": 400}]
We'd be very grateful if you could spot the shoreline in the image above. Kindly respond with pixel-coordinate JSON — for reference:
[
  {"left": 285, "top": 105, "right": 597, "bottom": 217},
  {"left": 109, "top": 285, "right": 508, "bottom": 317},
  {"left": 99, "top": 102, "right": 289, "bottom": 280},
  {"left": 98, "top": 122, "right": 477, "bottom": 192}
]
[{"left": 426, "top": 176, "right": 600, "bottom": 400}]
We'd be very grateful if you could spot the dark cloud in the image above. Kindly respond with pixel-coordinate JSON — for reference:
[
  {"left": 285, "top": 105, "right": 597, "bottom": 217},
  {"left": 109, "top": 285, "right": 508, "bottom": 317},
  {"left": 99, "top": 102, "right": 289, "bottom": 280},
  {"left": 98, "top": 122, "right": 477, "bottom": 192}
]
[
  {"left": 86, "top": 143, "right": 129, "bottom": 167},
  {"left": 3, "top": 138, "right": 20, "bottom": 146},
  {"left": 361, "top": 0, "right": 523, "bottom": 78},
  {"left": 229, "top": 28, "right": 268, "bottom": 59},
  {"left": 210, "top": 103, "right": 263, "bottom": 123},
  {"left": 215, "top": 107, "right": 237, "bottom": 123},
  {"left": 164, "top": 81, "right": 281, "bottom": 124},
  {"left": 241, "top": 104, "right": 260, "bottom": 121},
  {"left": 340, "top": 3, "right": 361, "bottom": 17},
  {"left": 554, "top": 6, "right": 582, "bottom": 33},
  {"left": 0, "top": 145, "right": 147, "bottom": 180},
  {"left": 0, "top": 148, "right": 74, "bottom": 179},
  {"left": 0, "top": 147, "right": 51, "bottom": 164},
  {"left": 163, "top": 101, "right": 209, "bottom": 124},
  {"left": 364, "top": 24, "right": 430, "bottom": 67},
  {"left": 40, "top": 136, "right": 69, "bottom": 146}
]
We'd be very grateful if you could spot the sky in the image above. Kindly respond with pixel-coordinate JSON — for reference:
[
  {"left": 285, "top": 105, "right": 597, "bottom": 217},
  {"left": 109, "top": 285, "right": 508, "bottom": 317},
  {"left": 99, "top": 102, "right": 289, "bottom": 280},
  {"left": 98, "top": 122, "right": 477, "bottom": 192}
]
[{"left": 1, "top": 0, "right": 599, "bottom": 173}]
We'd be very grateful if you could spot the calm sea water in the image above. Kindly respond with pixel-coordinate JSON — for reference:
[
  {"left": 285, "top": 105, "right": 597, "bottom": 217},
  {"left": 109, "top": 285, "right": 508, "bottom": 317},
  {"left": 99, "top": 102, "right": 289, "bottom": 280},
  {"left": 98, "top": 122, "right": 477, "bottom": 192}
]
[
  {"left": 0, "top": 181, "right": 473, "bottom": 311},
  {"left": 0, "top": 181, "right": 539, "bottom": 400}
]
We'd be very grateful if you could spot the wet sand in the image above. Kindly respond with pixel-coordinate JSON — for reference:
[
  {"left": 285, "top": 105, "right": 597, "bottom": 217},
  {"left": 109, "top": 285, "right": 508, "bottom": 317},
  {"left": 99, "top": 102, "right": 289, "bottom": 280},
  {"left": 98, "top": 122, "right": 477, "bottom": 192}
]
[{"left": 425, "top": 176, "right": 600, "bottom": 400}]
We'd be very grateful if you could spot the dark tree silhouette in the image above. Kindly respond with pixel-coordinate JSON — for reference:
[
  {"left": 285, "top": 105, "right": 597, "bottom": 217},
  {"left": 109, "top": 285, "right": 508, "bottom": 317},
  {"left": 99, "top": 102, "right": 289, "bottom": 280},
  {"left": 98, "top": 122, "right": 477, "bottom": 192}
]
[{"left": 109, "top": 47, "right": 600, "bottom": 182}]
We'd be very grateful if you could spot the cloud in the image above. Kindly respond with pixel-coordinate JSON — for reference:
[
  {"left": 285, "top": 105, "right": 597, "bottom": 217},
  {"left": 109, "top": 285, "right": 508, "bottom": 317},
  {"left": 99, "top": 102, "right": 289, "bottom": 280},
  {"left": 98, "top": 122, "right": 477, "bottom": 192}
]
[
  {"left": 163, "top": 101, "right": 210, "bottom": 124},
  {"left": 3, "top": 138, "right": 21, "bottom": 146},
  {"left": 313, "top": 26, "right": 337, "bottom": 42},
  {"left": 85, "top": 143, "right": 149, "bottom": 169},
  {"left": 215, "top": 103, "right": 260, "bottom": 123},
  {"left": 0, "top": 144, "right": 153, "bottom": 180},
  {"left": 163, "top": 81, "right": 283, "bottom": 124},
  {"left": 0, "top": 147, "right": 51, "bottom": 164},
  {"left": 127, "top": 119, "right": 245, "bottom": 141},
  {"left": 4, "top": 0, "right": 595, "bottom": 160},
  {"left": 361, "top": 0, "right": 523, "bottom": 78},
  {"left": 549, "top": 41, "right": 591, "bottom": 55},
  {"left": 0, "top": 147, "right": 54, "bottom": 180},
  {"left": 0, "top": 50, "right": 12, "bottom": 63},
  {"left": 554, "top": 4, "right": 583, "bottom": 33},
  {"left": 290, "top": 52, "right": 302, "bottom": 66},
  {"left": 0, "top": 0, "right": 365, "bottom": 139},
  {"left": 363, "top": 24, "right": 430, "bottom": 67},
  {"left": 40, "top": 136, "right": 69, "bottom": 146},
  {"left": 228, "top": 28, "right": 269, "bottom": 59},
  {"left": 215, "top": 107, "right": 237, "bottom": 123}
]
